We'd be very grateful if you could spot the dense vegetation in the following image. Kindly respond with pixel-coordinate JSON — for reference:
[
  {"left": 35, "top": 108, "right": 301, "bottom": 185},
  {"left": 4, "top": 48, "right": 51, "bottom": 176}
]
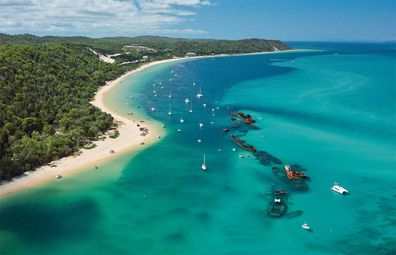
[
  {"left": 0, "top": 33, "right": 289, "bottom": 181},
  {"left": 0, "top": 44, "right": 124, "bottom": 180},
  {"left": 0, "top": 34, "right": 290, "bottom": 63}
]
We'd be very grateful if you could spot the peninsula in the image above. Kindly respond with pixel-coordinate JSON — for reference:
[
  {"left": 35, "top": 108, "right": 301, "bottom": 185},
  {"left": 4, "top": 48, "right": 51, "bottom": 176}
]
[{"left": 0, "top": 34, "right": 289, "bottom": 196}]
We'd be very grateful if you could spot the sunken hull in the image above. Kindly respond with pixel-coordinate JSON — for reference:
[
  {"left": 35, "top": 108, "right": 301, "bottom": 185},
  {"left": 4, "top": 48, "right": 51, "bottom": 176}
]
[
  {"left": 230, "top": 135, "right": 257, "bottom": 153},
  {"left": 267, "top": 202, "right": 287, "bottom": 217}
]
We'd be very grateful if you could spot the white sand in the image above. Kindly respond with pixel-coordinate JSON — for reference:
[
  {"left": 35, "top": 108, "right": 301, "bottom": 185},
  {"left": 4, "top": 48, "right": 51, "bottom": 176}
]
[
  {"left": 0, "top": 58, "right": 185, "bottom": 197},
  {"left": 0, "top": 50, "right": 299, "bottom": 198}
]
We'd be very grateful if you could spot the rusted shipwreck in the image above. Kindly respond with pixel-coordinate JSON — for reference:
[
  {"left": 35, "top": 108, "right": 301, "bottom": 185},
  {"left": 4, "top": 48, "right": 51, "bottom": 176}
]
[{"left": 230, "top": 135, "right": 257, "bottom": 153}]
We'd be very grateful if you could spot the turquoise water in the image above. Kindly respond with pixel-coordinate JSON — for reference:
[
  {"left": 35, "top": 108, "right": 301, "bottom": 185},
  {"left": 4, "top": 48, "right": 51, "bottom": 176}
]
[{"left": 1, "top": 43, "right": 395, "bottom": 254}]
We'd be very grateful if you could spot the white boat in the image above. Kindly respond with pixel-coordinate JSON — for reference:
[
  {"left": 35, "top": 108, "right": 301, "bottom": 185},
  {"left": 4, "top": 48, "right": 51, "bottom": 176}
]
[
  {"left": 56, "top": 174, "right": 62, "bottom": 179},
  {"left": 180, "top": 118, "right": 185, "bottom": 123},
  {"left": 189, "top": 104, "right": 193, "bottom": 113},
  {"left": 193, "top": 82, "right": 196, "bottom": 86},
  {"left": 199, "top": 122, "right": 204, "bottom": 128},
  {"left": 177, "top": 128, "right": 182, "bottom": 132},
  {"left": 168, "top": 90, "right": 172, "bottom": 98},
  {"left": 196, "top": 86, "right": 203, "bottom": 98},
  {"left": 203, "top": 103, "right": 207, "bottom": 107},
  {"left": 197, "top": 139, "right": 202, "bottom": 143},
  {"left": 150, "top": 107, "right": 156, "bottom": 112},
  {"left": 331, "top": 183, "right": 349, "bottom": 195},
  {"left": 185, "top": 98, "right": 190, "bottom": 104},
  {"left": 168, "top": 103, "right": 172, "bottom": 116},
  {"left": 302, "top": 223, "right": 311, "bottom": 231},
  {"left": 201, "top": 154, "right": 207, "bottom": 171}
]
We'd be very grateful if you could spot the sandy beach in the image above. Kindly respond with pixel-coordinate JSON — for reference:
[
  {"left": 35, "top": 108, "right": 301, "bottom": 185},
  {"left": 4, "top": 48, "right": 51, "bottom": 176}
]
[
  {"left": 0, "top": 50, "right": 299, "bottom": 198},
  {"left": 0, "top": 58, "right": 187, "bottom": 198}
]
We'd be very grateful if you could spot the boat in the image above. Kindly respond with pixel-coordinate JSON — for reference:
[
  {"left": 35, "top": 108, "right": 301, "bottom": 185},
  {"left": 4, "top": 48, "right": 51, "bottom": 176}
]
[
  {"left": 203, "top": 103, "right": 207, "bottom": 107},
  {"left": 180, "top": 118, "right": 185, "bottom": 123},
  {"left": 284, "top": 165, "right": 307, "bottom": 180},
  {"left": 197, "top": 139, "right": 202, "bottom": 143},
  {"left": 189, "top": 103, "right": 193, "bottom": 113},
  {"left": 199, "top": 122, "right": 204, "bottom": 128},
  {"left": 56, "top": 174, "right": 62, "bottom": 179},
  {"left": 301, "top": 223, "right": 311, "bottom": 231},
  {"left": 168, "top": 103, "right": 172, "bottom": 116},
  {"left": 267, "top": 190, "right": 288, "bottom": 217},
  {"left": 168, "top": 90, "right": 172, "bottom": 98},
  {"left": 231, "top": 112, "right": 258, "bottom": 128},
  {"left": 150, "top": 107, "right": 155, "bottom": 112},
  {"left": 331, "top": 183, "right": 349, "bottom": 195},
  {"left": 196, "top": 86, "right": 203, "bottom": 98},
  {"left": 185, "top": 98, "right": 190, "bottom": 104},
  {"left": 177, "top": 128, "right": 182, "bottom": 132},
  {"left": 230, "top": 135, "right": 257, "bottom": 153},
  {"left": 201, "top": 154, "right": 207, "bottom": 171}
]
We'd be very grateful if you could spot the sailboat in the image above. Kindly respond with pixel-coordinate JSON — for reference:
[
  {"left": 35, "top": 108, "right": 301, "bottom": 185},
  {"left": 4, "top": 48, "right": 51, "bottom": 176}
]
[
  {"left": 196, "top": 86, "right": 203, "bottom": 98},
  {"left": 168, "top": 89, "right": 172, "bottom": 98},
  {"left": 201, "top": 154, "right": 207, "bottom": 171},
  {"left": 168, "top": 103, "right": 172, "bottom": 116},
  {"left": 185, "top": 98, "right": 190, "bottom": 104},
  {"left": 180, "top": 117, "right": 185, "bottom": 123},
  {"left": 150, "top": 107, "right": 156, "bottom": 112},
  {"left": 199, "top": 122, "right": 204, "bottom": 128},
  {"left": 189, "top": 103, "right": 193, "bottom": 113}
]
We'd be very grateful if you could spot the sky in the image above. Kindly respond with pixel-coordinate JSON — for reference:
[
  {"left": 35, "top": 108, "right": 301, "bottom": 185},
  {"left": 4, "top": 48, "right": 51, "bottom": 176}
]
[{"left": 0, "top": 0, "right": 395, "bottom": 41}]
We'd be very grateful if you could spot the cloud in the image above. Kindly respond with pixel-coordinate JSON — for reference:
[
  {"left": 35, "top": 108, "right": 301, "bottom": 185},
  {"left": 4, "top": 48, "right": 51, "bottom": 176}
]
[{"left": 0, "top": 0, "right": 212, "bottom": 36}]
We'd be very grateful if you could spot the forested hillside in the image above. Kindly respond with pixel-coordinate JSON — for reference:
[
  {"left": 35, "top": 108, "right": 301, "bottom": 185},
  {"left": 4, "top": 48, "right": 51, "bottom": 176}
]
[
  {"left": 0, "top": 34, "right": 290, "bottom": 181},
  {"left": 0, "top": 34, "right": 290, "bottom": 60},
  {"left": 0, "top": 44, "right": 124, "bottom": 180}
]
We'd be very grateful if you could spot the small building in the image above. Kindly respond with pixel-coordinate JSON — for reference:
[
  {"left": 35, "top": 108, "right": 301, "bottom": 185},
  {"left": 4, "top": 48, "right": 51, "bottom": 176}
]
[{"left": 186, "top": 52, "right": 197, "bottom": 57}]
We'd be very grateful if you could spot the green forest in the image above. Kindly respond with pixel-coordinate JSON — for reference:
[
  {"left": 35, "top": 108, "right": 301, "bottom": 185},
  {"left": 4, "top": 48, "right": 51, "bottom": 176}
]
[
  {"left": 0, "top": 34, "right": 289, "bottom": 181},
  {"left": 0, "top": 44, "right": 124, "bottom": 180}
]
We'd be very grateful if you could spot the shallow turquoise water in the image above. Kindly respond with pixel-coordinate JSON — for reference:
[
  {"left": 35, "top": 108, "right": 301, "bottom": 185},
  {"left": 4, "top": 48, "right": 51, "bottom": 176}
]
[{"left": 1, "top": 43, "right": 395, "bottom": 254}]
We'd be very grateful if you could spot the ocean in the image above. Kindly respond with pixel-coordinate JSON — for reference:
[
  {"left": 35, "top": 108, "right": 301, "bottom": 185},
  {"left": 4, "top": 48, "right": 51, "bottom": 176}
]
[{"left": 1, "top": 42, "right": 395, "bottom": 255}]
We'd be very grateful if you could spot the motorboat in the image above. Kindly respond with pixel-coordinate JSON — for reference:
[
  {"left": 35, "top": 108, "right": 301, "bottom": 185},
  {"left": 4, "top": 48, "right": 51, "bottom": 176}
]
[
  {"left": 302, "top": 223, "right": 311, "bottom": 231},
  {"left": 150, "top": 107, "right": 155, "bottom": 112},
  {"left": 199, "top": 122, "right": 204, "bottom": 128},
  {"left": 185, "top": 98, "right": 190, "bottom": 104},
  {"left": 332, "top": 183, "right": 349, "bottom": 195},
  {"left": 180, "top": 118, "right": 185, "bottom": 123}
]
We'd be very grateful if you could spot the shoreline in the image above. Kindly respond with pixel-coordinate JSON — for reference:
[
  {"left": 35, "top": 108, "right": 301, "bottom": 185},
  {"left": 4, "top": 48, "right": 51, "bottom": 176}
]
[{"left": 0, "top": 49, "right": 299, "bottom": 198}]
